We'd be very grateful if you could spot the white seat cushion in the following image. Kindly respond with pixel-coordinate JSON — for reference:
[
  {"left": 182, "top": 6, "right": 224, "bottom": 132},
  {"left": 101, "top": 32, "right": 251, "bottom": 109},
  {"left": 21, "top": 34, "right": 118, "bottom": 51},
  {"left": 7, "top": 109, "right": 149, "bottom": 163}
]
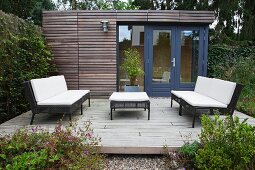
[
  {"left": 37, "top": 90, "right": 87, "bottom": 105},
  {"left": 206, "top": 78, "right": 236, "bottom": 105},
  {"left": 171, "top": 90, "right": 195, "bottom": 98},
  {"left": 181, "top": 92, "right": 227, "bottom": 108},
  {"left": 109, "top": 92, "right": 149, "bottom": 101},
  {"left": 68, "top": 90, "right": 90, "bottom": 96}
]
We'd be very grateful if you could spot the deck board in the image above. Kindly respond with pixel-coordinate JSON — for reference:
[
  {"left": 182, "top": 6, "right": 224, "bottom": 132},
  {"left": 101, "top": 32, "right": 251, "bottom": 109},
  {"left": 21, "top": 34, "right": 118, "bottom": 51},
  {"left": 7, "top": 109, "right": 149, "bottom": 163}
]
[{"left": 0, "top": 98, "right": 254, "bottom": 154}]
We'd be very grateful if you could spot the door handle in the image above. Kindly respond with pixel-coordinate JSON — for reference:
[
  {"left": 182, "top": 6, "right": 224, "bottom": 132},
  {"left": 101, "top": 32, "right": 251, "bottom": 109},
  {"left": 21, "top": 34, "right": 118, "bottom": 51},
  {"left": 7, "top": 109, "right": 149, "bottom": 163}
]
[{"left": 171, "top": 58, "right": 176, "bottom": 67}]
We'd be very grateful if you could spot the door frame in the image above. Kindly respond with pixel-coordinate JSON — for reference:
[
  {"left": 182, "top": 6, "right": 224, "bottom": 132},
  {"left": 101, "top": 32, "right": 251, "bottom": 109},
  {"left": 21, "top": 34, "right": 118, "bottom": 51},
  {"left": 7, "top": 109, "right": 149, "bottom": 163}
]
[
  {"left": 144, "top": 25, "right": 207, "bottom": 96},
  {"left": 144, "top": 26, "right": 178, "bottom": 96}
]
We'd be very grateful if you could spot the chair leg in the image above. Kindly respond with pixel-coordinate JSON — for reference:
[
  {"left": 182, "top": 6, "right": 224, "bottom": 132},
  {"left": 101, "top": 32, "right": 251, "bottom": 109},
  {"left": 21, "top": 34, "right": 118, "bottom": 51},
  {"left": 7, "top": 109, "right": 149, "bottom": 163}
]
[
  {"left": 192, "top": 109, "right": 196, "bottom": 128},
  {"left": 30, "top": 112, "right": 36, "bottom": 125},
  {"left": 81, "top": 104, "right": 83, "bottom": 115},
  {"left": 179, "top": 105, "right": 182, "bottom": 116},
  {"left": 88, "top": 98, "right": 91, "bottom": 107},
  {"left": 110, "top": 108, "right": 113, "bottom": 120},
  {"left": 148, "top": 108, "right": 150, "bottom": 120},
  {"left": 69, "top": 114, "right": 72, "bottom": 121},
  {"left": 171, "top": 99, "right": 173, "bottom": 108},
  {"left": 210, "top": 109, "right": 214, "bottom": 115}
]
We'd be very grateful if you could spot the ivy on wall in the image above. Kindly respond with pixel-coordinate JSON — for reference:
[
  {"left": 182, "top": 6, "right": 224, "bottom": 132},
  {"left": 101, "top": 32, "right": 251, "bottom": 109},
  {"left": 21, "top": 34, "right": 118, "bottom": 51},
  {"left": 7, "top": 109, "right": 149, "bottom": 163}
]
[{"left": 0, "top": 10, "right": 55, "bottom": 123}]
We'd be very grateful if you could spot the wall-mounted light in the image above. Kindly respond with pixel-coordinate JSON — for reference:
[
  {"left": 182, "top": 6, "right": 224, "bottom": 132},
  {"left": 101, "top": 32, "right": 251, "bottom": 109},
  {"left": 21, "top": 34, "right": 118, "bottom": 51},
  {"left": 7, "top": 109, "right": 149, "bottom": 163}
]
[{"left": 100, "top": 20, "right": 109, "bottom": 32}]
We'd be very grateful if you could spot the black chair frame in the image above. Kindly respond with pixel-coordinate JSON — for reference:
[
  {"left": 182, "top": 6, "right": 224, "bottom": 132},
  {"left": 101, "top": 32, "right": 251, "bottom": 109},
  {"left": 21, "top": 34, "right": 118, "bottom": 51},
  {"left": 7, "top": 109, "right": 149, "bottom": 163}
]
[
  {"left": 110, "top": 101, "right": 150, "bottom": 120},
  {"left": 171, "top": 83, "right": 243, "bottom": 128},
  {"left": 24, "top": 81, "right": 90, "bottom": 125}
]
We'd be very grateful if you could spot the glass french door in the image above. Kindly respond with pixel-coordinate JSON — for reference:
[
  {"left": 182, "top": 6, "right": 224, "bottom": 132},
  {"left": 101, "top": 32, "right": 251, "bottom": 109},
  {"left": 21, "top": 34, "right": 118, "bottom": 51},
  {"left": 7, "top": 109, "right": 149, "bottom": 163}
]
[
  {"left": 145, "top": 26, "right": 205, "bottom": 96},
  {"left": 145, "top": 26, "right": 176, "bottom": 96}
]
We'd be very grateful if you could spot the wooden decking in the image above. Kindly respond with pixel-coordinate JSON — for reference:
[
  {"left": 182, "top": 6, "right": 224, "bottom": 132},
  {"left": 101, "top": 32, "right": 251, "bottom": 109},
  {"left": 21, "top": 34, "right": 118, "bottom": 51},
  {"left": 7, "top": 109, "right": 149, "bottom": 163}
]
[{"left": 1, "top": 98, "right": 254, "bottom": 154}]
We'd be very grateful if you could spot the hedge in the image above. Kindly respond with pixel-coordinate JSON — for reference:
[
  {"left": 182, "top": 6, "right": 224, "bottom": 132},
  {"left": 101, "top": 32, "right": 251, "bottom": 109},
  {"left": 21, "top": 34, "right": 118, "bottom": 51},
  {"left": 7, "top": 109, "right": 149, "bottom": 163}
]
[{"left": 0, "top": 10, "right": 55, "bottom": 123}]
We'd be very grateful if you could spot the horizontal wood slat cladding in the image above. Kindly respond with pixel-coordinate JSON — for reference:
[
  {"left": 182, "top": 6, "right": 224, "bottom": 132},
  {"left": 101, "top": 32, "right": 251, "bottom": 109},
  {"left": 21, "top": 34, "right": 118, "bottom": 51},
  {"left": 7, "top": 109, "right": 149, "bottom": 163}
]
[
  {"left": 147, "top": 10, "right": 180, "bottom": 22},
  {"left": 179, "top": 10, "right": 214, "bottom": 23},
  {"left": 116, "top": 10, "right": 147, "bottom": 21},
  {"left": 43, "top": 11, "right": 78, "bottom": 90},
  {"left": 43, "top": 10, "right": 214, "bottom": 97},
  {"left": 77, "top": 11, "right": 117, "bottom": 97}
]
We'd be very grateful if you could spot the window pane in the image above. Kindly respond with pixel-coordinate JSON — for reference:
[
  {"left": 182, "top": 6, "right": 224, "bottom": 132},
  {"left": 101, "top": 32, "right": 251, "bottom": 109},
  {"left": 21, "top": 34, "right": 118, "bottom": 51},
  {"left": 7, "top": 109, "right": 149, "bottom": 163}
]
[
  {"left": 180, "top": 30, "right": 199, "bottom": 83},
  {"left": 152, "top": 30, "right": 171, "bottom": 84},
  {"left": 118, "top": 25, "right": 144, "bottom": 91}
]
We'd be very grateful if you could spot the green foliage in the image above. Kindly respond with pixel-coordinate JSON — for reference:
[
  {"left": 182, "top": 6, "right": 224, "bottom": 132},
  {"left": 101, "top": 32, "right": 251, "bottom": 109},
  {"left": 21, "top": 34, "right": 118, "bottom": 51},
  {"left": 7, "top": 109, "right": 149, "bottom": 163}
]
[
  {"left": 0, "top": 0, "right": 37, "bottom": 20},
  {"left": 179, "top": 141, "right": 199, "bottom": 169},
  {"left": 6, "top": 149, "right": 48, "bottom": 169},
  {"left": 179, "top": 141, "right": 199, "bottom": 158},
  {"left": 31, "top": 0, "right": 56, "bottom": 26},
  {"left": 121, "top": 48, "right": 144, "bottom": 86},
  {"left": 208, "top": 45, "right": 255, "bottom": 116},
  {"left": 57, "top": 0, "right": 138, "bottom": 10},
  {"left": 0, "top": 0, "right": 55, "bottom": 25},
  {"left": 0, "top": 121, "right": 105, "bottom": 169},
  {"left": 0, "top": 11, "right": 55, "bottom": 123},
  {"left": 196, "top": 115, "right": 255, "bottom": 169}
]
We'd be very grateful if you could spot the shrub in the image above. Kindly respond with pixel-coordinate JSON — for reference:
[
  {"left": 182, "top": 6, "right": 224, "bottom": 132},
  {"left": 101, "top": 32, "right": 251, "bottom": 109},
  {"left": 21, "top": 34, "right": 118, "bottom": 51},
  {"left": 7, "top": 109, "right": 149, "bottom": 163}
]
[
  {"left": 0, "top": 10, "right": 55, "bottom": 123},
  {"left": 163, "top": 140, "right": 199, "bottom": 169},
  {"left": 0, "top": 121, "right": 105, "bottom": 169},
  {"left": 179, "top": 141, "right": 199, "bottom": 168},
  {"left": 196, "top": 115, "right": 255, "bottom": 169}
]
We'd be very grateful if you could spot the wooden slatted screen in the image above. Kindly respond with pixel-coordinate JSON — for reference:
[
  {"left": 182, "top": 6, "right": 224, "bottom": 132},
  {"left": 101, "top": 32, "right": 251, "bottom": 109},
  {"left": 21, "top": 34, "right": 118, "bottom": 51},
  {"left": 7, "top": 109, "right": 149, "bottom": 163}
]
[{"left": 43, "top": 10, "right": 214, "bottom": 97}]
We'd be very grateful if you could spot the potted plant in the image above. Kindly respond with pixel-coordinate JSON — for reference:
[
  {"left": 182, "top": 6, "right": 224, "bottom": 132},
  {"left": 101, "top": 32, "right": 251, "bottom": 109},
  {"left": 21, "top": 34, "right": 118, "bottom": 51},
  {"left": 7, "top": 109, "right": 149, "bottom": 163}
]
[{"left": 121, "top": 48, "right": 144, "bottom": 92}]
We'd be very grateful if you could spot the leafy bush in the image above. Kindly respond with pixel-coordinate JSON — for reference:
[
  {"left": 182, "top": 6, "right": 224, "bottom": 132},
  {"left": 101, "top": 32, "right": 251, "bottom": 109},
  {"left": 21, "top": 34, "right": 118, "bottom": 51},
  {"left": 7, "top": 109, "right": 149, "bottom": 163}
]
[
  {"left": 0, "top": 121, "right": 105, "bottom": 169},
  {"left": 196, "top": 115, "right": 255, "bottom": 169},
  {"left": 164, "top": 141, "right": 199, "bottom": 169},
  {"left": 0, "top": 10, "right": 55, "bottom": 123},
  {"left": 179, "top": 141, "right": 199, "bottom": 168},
  {"left": 208, "top": 45, "right": 255, "bottom": 116}
]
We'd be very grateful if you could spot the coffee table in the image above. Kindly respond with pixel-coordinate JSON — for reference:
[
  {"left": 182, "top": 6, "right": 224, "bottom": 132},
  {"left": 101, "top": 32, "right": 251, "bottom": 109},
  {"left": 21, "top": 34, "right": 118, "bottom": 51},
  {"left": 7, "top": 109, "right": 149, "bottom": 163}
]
[{"left": 109, "top": 92, "right": 150, "bottom": 120}]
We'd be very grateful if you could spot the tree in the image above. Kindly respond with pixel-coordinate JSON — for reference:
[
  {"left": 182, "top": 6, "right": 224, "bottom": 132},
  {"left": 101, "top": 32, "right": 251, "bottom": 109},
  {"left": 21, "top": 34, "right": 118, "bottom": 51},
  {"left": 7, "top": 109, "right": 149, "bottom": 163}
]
[
  {"left": 0, "top": 0, "right": 37, "bottom": 19},
  {"left": 0, "top": 0, "right": 56, "bottom": 25},
  {"left": 240, "top": 0, "right": 255, "bottom": 42},
  {"left": 31, "top": 0, "right": 56, "bottom": 26},
  {"left": 132, "top": 0, "right": 154, "bottom": 10},
  {"left": 57, "top": 0, "right": 138, "bottom": 10}
]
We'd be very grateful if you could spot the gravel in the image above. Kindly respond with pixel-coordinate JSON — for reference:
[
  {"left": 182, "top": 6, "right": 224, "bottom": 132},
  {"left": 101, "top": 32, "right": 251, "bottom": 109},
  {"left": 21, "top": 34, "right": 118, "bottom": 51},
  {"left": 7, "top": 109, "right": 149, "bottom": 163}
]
[{"left": 104, "top": 154, "right": 167, "bottom": 170}]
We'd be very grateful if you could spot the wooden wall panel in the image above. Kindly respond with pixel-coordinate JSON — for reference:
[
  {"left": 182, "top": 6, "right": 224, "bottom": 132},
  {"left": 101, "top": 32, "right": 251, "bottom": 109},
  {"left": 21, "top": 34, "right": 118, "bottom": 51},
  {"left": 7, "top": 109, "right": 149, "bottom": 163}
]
[
  {"left": 43, "top": 11, "right": 78, "bottom": 89},
  {"left": 78, "top": 11, "right": 117, "bottom": 97},
  {"left": 43, "top": 10, "right": 214, "bottom": 97}
]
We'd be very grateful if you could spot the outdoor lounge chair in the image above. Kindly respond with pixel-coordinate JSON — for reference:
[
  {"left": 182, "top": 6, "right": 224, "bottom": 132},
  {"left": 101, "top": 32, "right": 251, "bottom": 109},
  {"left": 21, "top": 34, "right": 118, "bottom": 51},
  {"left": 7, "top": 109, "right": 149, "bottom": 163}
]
[
  {"left": 24, "top": 75, "right": 90, "bottom": 125},
  {"left": 171, "top": 76, "right": 243, "bottom": 128}
]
